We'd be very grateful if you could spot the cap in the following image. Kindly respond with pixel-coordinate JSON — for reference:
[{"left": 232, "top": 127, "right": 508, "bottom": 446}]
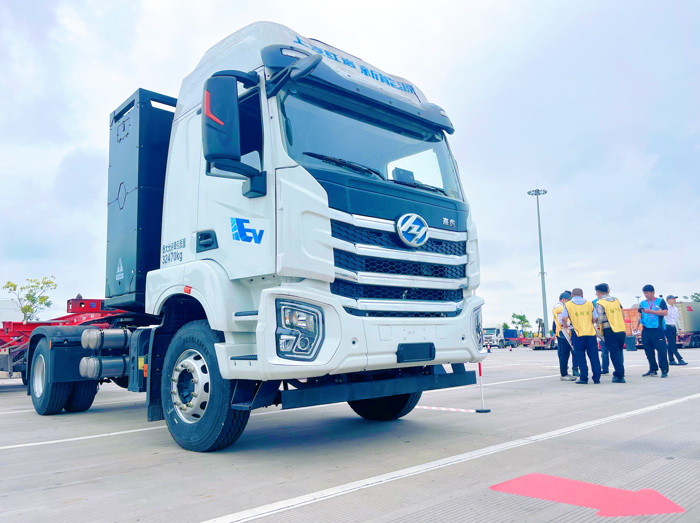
[
  {"left": 559, "top": 292, "right": 571, "bottom": 300},
  {"left": 667, "top": 295, "right": 677, "bottom": 300}
]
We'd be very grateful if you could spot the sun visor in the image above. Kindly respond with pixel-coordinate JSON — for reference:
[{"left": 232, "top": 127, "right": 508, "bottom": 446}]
[{"left": 261, "top": 44, "right": 455, "bottom": 135}]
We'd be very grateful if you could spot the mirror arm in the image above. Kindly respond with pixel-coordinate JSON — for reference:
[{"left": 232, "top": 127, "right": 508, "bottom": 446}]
[
  {"left": 212, "top": 70, "right": 259, "bottom": 89},
  {"left": 206, "top": 161, "right": 267, "bottom": 199},
  {"left": 266, "top": 69, "right": 291, "bottom": 98},
  {"left": 266, "top": 54, "right": 323, "bottom": 98}
]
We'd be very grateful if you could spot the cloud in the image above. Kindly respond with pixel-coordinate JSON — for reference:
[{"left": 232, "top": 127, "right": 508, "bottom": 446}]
[{"left": 1, "top": 0, "right": 699, "bottom": 324}]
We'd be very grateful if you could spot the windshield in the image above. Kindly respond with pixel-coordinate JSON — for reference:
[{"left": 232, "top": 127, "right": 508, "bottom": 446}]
[
  {"left": 484, "top": 328, "right": 497, "bottom": 335},
  {"left": 277, "top": 84, "right": 463, "bottom": 201}
]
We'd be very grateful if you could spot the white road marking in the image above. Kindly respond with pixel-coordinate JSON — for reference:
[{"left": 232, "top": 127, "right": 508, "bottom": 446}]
[
  {"left": 0, "top": 426, "right": 167, "bottom": 450},
  {"left": 0, "top": 399, "right": 146, "bottom": 415},
  {"left": 0, "top": 371, "right": 631, "bottom": 451},
  {"left": 200, "top": 391, "right": 700, "bottom": 523},
  {"left": 416, "top": 406, "right": 475, "bottom": 413},
  {"left": 424, "top": 374, "right": 560, "bottom": 394}
]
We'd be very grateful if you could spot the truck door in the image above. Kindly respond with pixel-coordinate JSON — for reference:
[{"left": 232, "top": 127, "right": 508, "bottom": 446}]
[{"left": 197, "top": 87, "right": 275, "bottom": 280}]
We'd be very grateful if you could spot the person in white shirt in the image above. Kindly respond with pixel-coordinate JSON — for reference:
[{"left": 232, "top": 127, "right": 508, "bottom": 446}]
[{"left": 665, "top": 295, "right": 687, "bottom": 365}]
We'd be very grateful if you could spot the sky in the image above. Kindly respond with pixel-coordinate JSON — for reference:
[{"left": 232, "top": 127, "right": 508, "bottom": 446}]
[{"left": 1, "top": 0, "right": 699, "bottom": 328}]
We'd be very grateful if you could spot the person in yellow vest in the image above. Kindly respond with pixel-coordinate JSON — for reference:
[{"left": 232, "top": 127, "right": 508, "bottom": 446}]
[
  {"left": 594, "top": 283, "right": 626, "bottom": 383},
  {"left": 553, "top": 291, "right": 578, "bottom": 381},
  {"left": 561, "top": 288, "right": 602, "bottom": 384}
]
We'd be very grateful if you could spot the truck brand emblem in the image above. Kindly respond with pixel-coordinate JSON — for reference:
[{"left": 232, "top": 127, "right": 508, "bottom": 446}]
[
  {"left": 231, "top": 217, "right": 264, "bottom": 244},
  {"left": 396, "top": 214, "right": 429, "bottom": 248}
]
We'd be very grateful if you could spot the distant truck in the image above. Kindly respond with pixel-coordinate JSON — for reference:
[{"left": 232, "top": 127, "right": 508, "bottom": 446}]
[
  {"left": 483, "top": 324, "right": 505, "bottom": 348},
  {"left": 483, "top": 325, "right": 521, "bottom": 349},
  {"left": 673, "top": 301, "right": 700, "bottom": 348},
  {"left": 503, "top": 329, "right": 519, "bottom": 348}
]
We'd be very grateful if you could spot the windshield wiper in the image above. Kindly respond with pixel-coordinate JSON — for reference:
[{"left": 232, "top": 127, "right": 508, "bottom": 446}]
[
  {"left": 390, "top": 179, "right": 449, "bottom": 197},
  {"left": 302, "top": 152, "right": 385, "bottom": 180}
]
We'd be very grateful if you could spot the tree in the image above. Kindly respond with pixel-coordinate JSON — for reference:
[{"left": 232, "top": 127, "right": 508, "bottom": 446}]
[
  {"left": 502, "top": 322, "right": 510, "bottom": 330},
  {"left": 535, "top": 318, "right": 544, "bottom": 337},
  {"left": 3, "top": 276, "right": 57, "bottom": 322},
  {"left": 511, "top": 313, "right": 531, "bottom": 335}
]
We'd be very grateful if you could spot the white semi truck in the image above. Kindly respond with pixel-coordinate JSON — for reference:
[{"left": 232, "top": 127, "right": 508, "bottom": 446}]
[
  {"left": 483, "top": 324, "right": 505, "bottom": 348},
  {"left": 26, "top": 22, "right": 485, "bottom": 452}
]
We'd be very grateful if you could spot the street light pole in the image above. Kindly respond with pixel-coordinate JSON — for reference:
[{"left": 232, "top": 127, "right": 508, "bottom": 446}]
[{"left": 528, "top": 189, "right": 548, "bottom": 337}]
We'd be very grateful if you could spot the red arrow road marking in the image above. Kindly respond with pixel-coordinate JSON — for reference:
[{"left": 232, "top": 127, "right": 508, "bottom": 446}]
[{"left": 491, "top": 473, "right": 684, "bottom": 517}]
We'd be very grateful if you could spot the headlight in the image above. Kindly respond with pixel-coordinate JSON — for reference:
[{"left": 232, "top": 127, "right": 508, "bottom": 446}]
[
  {"left": 275, "top": 300, "right": 325, "bottom": 361},
  {"left": 472, "top": 306, "right": 483, "bottom": 349}
]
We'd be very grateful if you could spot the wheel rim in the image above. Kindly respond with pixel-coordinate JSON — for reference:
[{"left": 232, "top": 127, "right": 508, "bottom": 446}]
[
  {"left": 32, "top": 354, "right": 45, "bottom": 398},
  {"left": 170, "top": 349, "right": 211, "bottom": 424}
]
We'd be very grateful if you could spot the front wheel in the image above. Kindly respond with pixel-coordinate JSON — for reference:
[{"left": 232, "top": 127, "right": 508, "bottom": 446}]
[
  {"left": 161, "top": 320, "right": 249, "bottom": 452},
  {"left": 30, "top": 339, "right": 71, "bottom": 415},
  {"left": 348, "top": 392, "right": 422, "bottom": 421},
  {"left": 498, "top": 341, "right": 504, "bottom": 349}
]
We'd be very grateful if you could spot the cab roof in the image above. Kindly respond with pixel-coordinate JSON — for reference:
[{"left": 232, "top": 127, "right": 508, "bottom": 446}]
[{"left": 175, "top": 22, "right": 430, "bottom": 121}]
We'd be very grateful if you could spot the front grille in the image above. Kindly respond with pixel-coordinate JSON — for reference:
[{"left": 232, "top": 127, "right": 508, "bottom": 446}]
[
  {"left": 331, "top": 280, "right": 463, "bottom": 302},
  {"left": 334, "top": 250, "right": 465, "bottom": 279},
  {"left": 343, "top": 308, "right": 460, "bottom": 318},
  {"left": 331, "top": 220, "right": 466, "bottom": 256}
]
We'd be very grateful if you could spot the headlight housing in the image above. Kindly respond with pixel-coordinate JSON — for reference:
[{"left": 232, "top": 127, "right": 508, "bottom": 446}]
[
  {"left": 472, "top": 306, "right": 484, "bottom": 349},
  {"left": 275, "top": 300, "right": 325, "bottom": 361}
]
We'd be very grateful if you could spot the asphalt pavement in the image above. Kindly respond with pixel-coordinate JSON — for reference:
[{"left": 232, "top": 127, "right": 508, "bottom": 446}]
[{"left": 1, "top": 346, "right": 699, "bottom": 523}]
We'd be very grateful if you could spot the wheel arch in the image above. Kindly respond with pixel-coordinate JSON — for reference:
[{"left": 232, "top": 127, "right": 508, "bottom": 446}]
[
  {"left": 146, "top": 260, "right": 254, "bottom": 332},
  {"left": 146, "top": 294, "right": 212, "bottom": 422}
]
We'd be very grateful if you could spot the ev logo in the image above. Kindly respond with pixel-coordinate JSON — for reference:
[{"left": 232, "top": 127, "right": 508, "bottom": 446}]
[
  {"left": 396, "top": 213, "right": 430, "bottom": 247},
  {"left": 231, "top": 217, "right": 264, "bottom": 244}
]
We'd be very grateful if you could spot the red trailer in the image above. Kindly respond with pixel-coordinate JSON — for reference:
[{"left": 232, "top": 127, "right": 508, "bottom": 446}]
[
  {"left": 1, "top": 299, "right": 123, "bottom": 385},
  {"left": 525, "top": 336, "right": 557, "bottom": 350}
]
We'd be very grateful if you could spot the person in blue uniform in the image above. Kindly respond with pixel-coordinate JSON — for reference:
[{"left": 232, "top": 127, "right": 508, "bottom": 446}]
[{"left": 639, "top": 284, "right": 669, "bottom": 378}]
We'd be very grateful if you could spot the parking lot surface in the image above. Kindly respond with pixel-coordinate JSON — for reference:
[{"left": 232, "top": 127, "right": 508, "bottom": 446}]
[{"left": 1, "top": 347, "right": 699, "bottom": 523}]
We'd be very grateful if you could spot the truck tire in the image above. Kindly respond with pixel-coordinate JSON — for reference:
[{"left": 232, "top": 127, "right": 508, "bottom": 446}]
[
  {"left": 21, "top": 370, "right": 28, "bottom": 386},
  {"left": 30, "top": 338, "right": 71, "bottom": 415},
  {"left": 348, "top": 392, "right": 422, "bottom": 421},
  {"left": 161, "top": 320, "right": 249, "bottom": 452},
  {"left": 64, "top": 381, "right": 99, "bottom": 413},
  {"left": 498, "top": 341, "right": 504, "bottom": 349}
]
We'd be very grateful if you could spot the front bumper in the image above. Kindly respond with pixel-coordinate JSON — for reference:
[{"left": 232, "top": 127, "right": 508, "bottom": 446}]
[{"left": 216, "top": 282, "right": 486, "bottom": 381}]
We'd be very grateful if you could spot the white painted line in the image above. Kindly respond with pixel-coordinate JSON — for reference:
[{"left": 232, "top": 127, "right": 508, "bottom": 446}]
[
  {"left": 424, "top": 374, "right": 560, "bottom": 394},
  {"left": 200, "top": 391, "right": 700, "bottom": 523},
  {"left": 416, "top": 406, "right": 476, "bottom": 413},
  {"left": 0, "top": 426, "right": 167, "bottom": 450},
  {"left": 0, "top": 399, "right": 146, "bottom": 415},
  {"left": 0, "top": 375, "right": 561, "bottom": 451}
]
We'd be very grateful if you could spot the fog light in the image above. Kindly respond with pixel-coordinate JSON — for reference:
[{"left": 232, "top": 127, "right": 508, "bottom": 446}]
[{"left": 275, "top": 300, "right": 325, "bottom": 361}]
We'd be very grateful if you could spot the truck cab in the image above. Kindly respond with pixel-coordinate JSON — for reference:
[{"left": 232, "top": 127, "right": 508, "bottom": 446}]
[
  {"left": 27, "top": 22, "right": 486, "bottom": 452},
  {"left": 483, "top": 324, "right": 505, "bottom": 348}
]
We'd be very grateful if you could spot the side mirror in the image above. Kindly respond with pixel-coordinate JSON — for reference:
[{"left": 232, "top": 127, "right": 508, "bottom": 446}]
[
  {"left": 202, "top": 70, "right": 266, "bottom": 198},
  {"left": 266, "top": 54, "right": 323, "bottom": 97},
  {"left": 202, "top": 74, "right": 241, "bottom": 164}
]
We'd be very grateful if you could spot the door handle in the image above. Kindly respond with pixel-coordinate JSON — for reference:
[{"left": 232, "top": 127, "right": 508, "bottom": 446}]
[{"left": 196, "top": 231, "right": 219, "bottom": 253}]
